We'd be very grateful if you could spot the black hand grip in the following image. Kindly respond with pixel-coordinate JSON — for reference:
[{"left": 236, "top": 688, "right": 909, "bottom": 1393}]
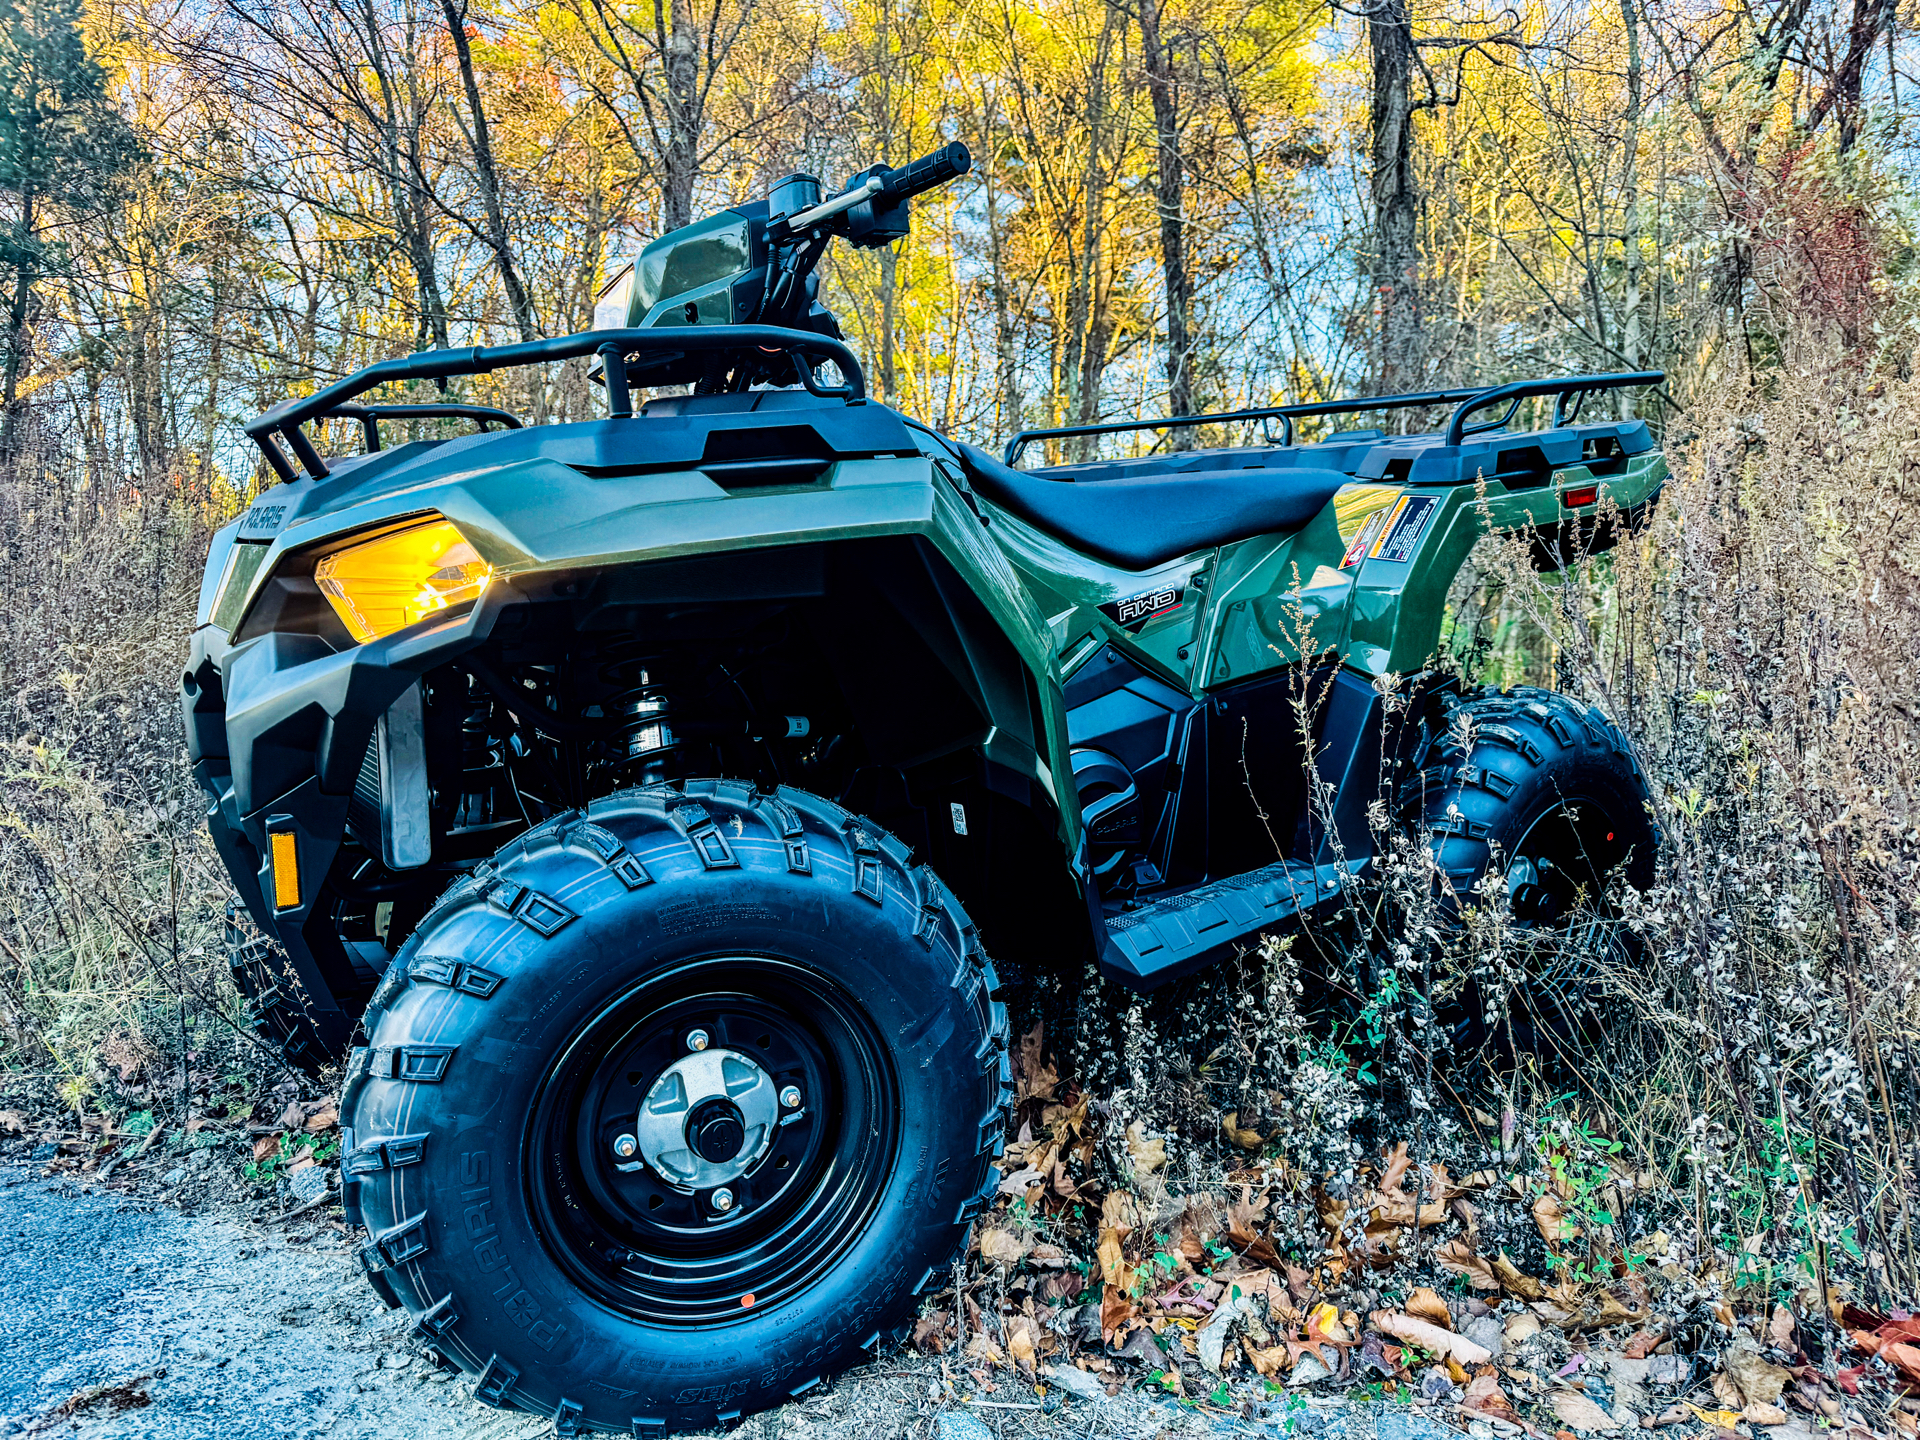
[{"left": 880, "top": 141, "right": 972, "bottom": 201}]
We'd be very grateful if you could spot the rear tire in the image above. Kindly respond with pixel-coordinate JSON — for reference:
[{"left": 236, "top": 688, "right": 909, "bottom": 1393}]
[
  {"left": 1405, "top": 686, "right": 1659, "bottom": 1054},
  {"left": 340, "top": 780, "right": 1010, "bottom": 1435}
]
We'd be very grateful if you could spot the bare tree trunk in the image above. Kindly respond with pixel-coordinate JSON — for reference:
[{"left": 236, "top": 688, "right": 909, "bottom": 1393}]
[
  {"left": 0, "top": 188, "right": 37, "bottom": 459},
  {"left": 1368, "top": 0, "right": 1423, "bottom": 393},
  {"left": 1136, "top": 0, "right": 1192, "bottom": 436},
  {"left": 1807, "top": 0, "right": 1896, "bottom": 152},
  {"left": 979, "top": 126, "right": 1021, "bottom": 438},
  {"left": 1066, "top": 8, "right": 1114, "bottom": 448},
  {"left": 1618, "top": 0, "right": 1646, "bottom": 415},
  {"left": 661, "top": 0, "right": 700, "bottom": 229},
  {"left": 359, "top": 0, "right": 450, "bottom": 349},
  {"left": 440, "top": 0, "right": 538, "bottom": 340},
  {"left": 879, "top": 241, "right": 897, "bottom": 403}
]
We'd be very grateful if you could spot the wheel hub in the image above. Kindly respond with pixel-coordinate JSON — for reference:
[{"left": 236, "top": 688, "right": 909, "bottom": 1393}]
[
  {"left": 687, "top": 1098, "right": 746, "bottom": 1162},
  {"left": 635, "top": 1047, "right": 777, "bottom": 1192}
]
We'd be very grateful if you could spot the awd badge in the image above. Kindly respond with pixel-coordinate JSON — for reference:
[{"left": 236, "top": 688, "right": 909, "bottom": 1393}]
[{"left": 1100, "top": 583, "right": 1184, "bottom": 633}]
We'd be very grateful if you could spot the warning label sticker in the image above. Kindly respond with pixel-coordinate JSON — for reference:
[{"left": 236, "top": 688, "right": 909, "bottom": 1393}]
[
  {"left": 1341, "top": 506, "right": 1394, "bottom": 568},
  {"left": 1367, "top": 494, "right": 1438, "bottom": 564}
]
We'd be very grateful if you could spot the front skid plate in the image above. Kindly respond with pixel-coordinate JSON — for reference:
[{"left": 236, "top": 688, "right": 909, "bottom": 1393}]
[{"left": 1100, "top": 860, "right": 1346, "bottom": 986}]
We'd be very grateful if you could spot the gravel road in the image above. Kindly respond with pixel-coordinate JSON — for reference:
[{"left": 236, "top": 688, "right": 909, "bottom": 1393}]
[{"left": 0, "top": 1164, "right": 1447, "bottom": 1440}]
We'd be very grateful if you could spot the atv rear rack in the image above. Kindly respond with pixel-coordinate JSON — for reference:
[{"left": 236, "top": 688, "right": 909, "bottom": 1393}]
[
  {"left": 243, "top": 325, "right": 865, "bottom": 483},
  {"left": 322, "top": 402, "right": 524, "bottom": 454},
  {"left": 1002, "top": 370, "right": 1664, "bottom": 466}
]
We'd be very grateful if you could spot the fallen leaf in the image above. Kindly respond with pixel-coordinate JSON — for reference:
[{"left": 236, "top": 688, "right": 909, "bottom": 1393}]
[
  {"left": 1504, "top": 1311, "right": 1543, "bottom": 1345},
  {"left": 1769, "top": 1304, "right": 1796, "bottom": 1351},
  {"left": 1113, "top": 1324, "right": 1170, "bottom": 1371},
  {"left": 0, "top": 1110, "right": 27, "bottom": 1134},
  {"left": 1007, "top": 1315, "right": 1038, "bottom": 1371},
  {"left": 1013, "top": 1022, "right": 1058, "bottom": 1104},
  {"left": 303, "top": 1104, "right": 337, "bottom": 1132},
  {"left": 1492, "top": 1251, "right": 1547, "bottom": 1301},
  {"left": 1462, "top": 1371, "right": 1522, "bottom": 1423},
  {"left": 1405, "top": 1286, "right": 1453, "bottom": 1330},
  {"left": 1743, "top": 1401, "right": 1789, "bottom": 1426},
  {"left": 1532, "top": 1192, "right": 1579, "bottom": 1245},
  {"left": 1684, "top": 1401, "right": 1744, "bottom": 1428},
  {"left": 1623, "top": 1327, "right": 1665, "bottom": 1359},
  {"left": 912, "top": 1311, "right": 952, "bottom": 1353},
  {"left": 1245, "top": 1341, "right": 1289, "bottom": 1377},
  {"left": 1370, "top": 1310, "right": 1491, "bottom": 1366},
  {"left": 1308, "top": 1301, "right": 1349, "bottom": 1343},
  {"left": 978, "top": 1227, "right": 1027, "bottom": 1266},
  {"left": 1283, "top": 1263, "right": 1314, "bottom": 1304},
  {"left": 1724, "top": 1338, "right": 1792, "bottom": 1405},
  {"left": 1222, "top": 1110, "right": 1266, "bottom": 1150},
  {"left": 252, "top": 1132, "right": 281, "bottom": 1163},
  {"left": 1379, "top": 1141, "right": 1413, "bottom": 1192},
  {"left": 1097, "top": 1226, "right": 1130, "bottom": 1287},
  {"left": 963, "top": 1331, "right": 1004, "bottom": 1367},
  {"left": 1851, "top": 1322, "right": 1921, "bottom": 1389},
  {"left": 1885, "top": 1342, "right": 1921, "bottom": 1388},
  {"left": 1125, "top": 1121, "right": 1166, "bottom": 1176},
  {"left": 1100, "top": 1284, "right": 1134, "bottom": 1341},
  {"left": 997, "top": 1165, "right": 1043, "bottom": 1196},
  {"left": 1551, "top": 1389, "right": 1615, "bottom": 1431},
  {"left": 1436, "top": 1238, "right": 1499, "bottom": 1291}
]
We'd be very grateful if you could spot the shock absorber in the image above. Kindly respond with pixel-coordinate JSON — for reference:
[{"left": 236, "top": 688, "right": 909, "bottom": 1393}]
[
  {"left": 598, "top": 648, "right": 679, "bottom": 785},
  {"left": 450, "top": 676, "right": 509, "bottom": 832}
]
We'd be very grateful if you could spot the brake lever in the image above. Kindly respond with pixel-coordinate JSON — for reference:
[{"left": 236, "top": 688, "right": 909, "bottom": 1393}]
[{"left": 766, "top": 174, "right": 883, "bottom": 245}]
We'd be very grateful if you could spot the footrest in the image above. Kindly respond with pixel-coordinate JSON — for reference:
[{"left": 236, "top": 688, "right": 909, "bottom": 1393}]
[{"left": 1099, "top": 860, "right": 1344, "bottom": 988}]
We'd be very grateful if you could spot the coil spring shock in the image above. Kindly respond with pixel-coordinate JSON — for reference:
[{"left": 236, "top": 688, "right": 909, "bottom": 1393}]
[
  {"left": 598, "top": 648, "right": 679, "bottom": 785},
  {"left": 451, "top": 675, "right": 508, "bottom": 831}
]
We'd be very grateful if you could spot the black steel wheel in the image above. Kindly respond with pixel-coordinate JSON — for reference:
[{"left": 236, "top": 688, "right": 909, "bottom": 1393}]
[
  {"left": 1405, "top": 686, "right": 1660, "bottom": 1056},
  {"left": 341, "top": 781, "right": 1010, "bottom": 1436},
  {"left": 526, "top": 961, "right": 897, "bottom": 1326}
]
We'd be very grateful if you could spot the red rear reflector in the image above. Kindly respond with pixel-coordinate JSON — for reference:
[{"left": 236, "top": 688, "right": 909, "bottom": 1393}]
[{"left": 1563, "top": 484, "right": 1599, "bottom": 508}]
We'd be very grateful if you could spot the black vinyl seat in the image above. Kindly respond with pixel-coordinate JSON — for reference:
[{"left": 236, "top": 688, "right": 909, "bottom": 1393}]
[{"left": 954, "top": 443, "right": 1351, "bottom": 571}]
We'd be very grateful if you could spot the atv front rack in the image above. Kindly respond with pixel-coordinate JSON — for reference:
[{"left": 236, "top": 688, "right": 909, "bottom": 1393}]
[
  {"left": 1002, "top": 370, "right": 1665, "bottom": 465},
  {"left": 243, "top": 325, "right": 865, "bottom": 483}
]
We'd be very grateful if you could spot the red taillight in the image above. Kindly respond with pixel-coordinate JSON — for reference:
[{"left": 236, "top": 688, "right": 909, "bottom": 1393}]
[{"left": 1563, "top": 483, "right": 1599, "bottom": 508}]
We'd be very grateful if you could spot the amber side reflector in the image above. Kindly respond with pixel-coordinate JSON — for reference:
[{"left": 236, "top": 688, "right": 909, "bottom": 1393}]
[
  {"left": 1563, "top": 484, "right": 1599, "bottom": 508},
  {"left": 270, "top": 831, "right": 301, "bottom": 910}
]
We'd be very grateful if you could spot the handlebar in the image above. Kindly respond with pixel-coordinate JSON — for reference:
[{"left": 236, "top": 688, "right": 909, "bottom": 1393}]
[
  {"left": 879, "top": 142, "right": 971, "bottom": 202},
  {"left": 777, "top": 142, "right": 972, "bottom": 237}
]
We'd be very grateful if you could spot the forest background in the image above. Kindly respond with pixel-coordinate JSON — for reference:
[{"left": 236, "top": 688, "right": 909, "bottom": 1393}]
[{"left": 0, "top": 0, "right": 1916, "bottom": 1423}]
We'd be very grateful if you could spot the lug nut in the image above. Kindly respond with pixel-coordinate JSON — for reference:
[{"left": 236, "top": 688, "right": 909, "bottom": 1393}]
[
  {"left": 711, "top": 1187, "right": 735, "bottom": 1212},
  {"left": 612, "top": 1133, "right": 637, "bottom": 1159},
  {"left": 779, "top": 1085, "right": 802, "bottom": 1109},
  {"left": 686, "top": 1029, "right": 711, "bottom": 1052}
]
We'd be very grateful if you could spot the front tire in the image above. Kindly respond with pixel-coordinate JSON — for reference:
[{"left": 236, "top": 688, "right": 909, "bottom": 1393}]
[{"left": 341, "top": 781, "right": 1010, "bottom": 1435}]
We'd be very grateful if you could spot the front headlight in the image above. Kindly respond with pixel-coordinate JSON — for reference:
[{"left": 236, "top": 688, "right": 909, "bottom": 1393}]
[{"left": 314, "top": 517, "right": 491, "bottom": 643}]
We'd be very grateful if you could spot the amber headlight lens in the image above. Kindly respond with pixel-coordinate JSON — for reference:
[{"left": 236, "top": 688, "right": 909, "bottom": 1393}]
[{"left": 314, "top": 518, "right": 490, "bottom": 643}]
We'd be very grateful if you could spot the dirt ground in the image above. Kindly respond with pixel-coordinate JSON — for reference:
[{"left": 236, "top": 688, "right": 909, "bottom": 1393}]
[{"left": 0, "top": 1162, "right": 1457, "bottom": 1440}]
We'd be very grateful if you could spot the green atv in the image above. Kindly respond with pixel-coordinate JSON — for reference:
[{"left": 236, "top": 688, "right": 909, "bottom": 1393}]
[{"left": 183, "top": 143, "right": 1662, "bottom": 1433}]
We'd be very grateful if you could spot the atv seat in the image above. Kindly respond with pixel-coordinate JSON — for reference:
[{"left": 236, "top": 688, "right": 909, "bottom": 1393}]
[{"left": 955, "top": 443, "right": 1350, "bottom": 571}]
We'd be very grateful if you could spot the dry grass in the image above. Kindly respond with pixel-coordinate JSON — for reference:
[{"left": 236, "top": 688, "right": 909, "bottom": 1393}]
[{"left": 0, "top": 453, "right": 270, "bottom": 1127}]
